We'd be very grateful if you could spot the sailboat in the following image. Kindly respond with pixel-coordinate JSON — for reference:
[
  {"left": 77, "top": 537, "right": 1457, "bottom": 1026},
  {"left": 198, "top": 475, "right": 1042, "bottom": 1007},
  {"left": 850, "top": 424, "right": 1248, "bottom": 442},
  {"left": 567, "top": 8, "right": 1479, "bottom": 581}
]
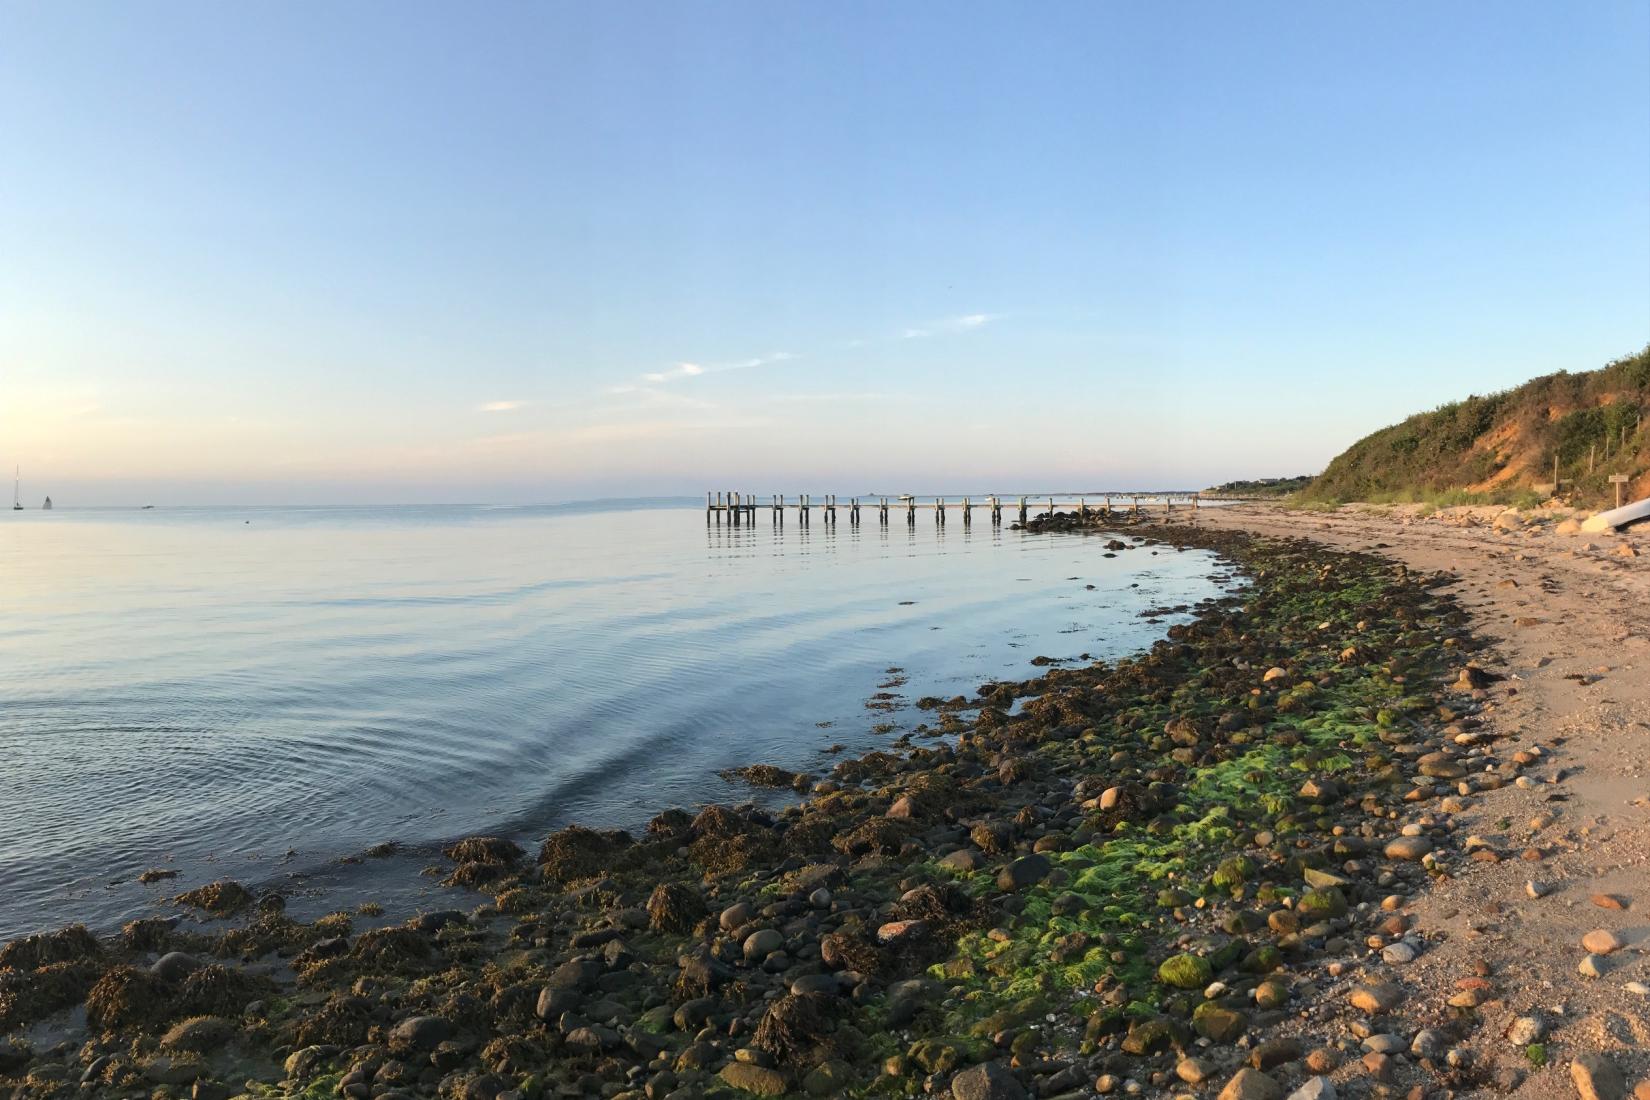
[
  {"left": 42, "top": 496, "right": 52, "bottom": 510},
  {"left": 11, "top": 467, "right": 21, "bottom": 510}
]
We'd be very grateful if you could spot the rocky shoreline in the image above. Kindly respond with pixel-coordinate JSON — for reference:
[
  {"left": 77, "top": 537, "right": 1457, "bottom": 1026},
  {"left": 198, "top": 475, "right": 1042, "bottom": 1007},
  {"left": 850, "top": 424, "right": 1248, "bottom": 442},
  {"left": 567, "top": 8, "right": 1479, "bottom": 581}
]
[{"left": 0, "top": 520, "right": 1594, "bottom": 1100}]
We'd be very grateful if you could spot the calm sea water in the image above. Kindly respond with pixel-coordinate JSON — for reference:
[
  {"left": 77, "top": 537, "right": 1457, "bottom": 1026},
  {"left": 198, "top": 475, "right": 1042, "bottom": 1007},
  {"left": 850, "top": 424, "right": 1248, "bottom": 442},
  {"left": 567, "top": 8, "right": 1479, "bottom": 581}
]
[{"left": 0, "top": 500, "right": 1233, "bottom": 940}]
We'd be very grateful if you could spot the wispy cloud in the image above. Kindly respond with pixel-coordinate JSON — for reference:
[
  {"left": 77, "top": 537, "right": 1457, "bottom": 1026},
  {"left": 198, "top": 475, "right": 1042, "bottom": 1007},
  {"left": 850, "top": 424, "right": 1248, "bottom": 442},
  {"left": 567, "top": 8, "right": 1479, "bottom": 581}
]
[
  {"left": 476, "top": 400, "right": 526, "bottom": 413},
  {"left": 762, "top": 391, "right": 889, "bottom": 404},
  {"left": 723, "top": 351, "right": 797, "bottom": 372},
  {"left": 899, "top": 313, "right": 1000, "bottom": 340},
  {"left": 638, "top": 352, "right": 796, "bottom": 384},
  {"left": 641, "top": 362, "right": 705, "bottom": 383},
  {"left": 604, "top": 385, "right": 717, "bottom": 411}
]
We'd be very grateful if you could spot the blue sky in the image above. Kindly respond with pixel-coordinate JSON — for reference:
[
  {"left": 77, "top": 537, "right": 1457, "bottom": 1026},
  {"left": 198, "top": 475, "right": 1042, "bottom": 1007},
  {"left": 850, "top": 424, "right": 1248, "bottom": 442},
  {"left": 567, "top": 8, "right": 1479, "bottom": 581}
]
[{"left": 2, "top": 1, "right": 1647, "bottom": 504}]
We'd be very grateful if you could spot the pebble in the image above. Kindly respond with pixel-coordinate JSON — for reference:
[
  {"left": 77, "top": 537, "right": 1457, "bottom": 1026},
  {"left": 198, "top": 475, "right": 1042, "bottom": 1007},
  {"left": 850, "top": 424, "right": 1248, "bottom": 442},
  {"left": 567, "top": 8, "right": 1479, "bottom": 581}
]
[
  {"left": 1579, "top": 954, "right": 1608, "bottom": 978},
  {"left": 1285, "top": 1079, "right": 1335, "bottom": 1100},
  {"left": 1384, "top": 836, "right": 1432, "bottom": 861},
  {"left": 1581, "top": 929, "right": 1624, "bottom": 955},
  {"left": 1176, "top": 1058, "right": 1213, "bottom": 1085},
  {"left": 150, "top": 952, "right": 202, "bottom": 983},
  {"left": 1348, "top": 982, "right": 1403, "bottom": 1015},
  {"left": 1506, "top": 1016, "right": 1546, "bottom": 1045},
  {"left": 1218, "top": 1068, "right": 1283, "bottom": 1100},
  {"left": 950, "top": 1061, "right": 1027, "bottom": 1100},
  {"left": 388, "top": 1015, "right": 451, "bottom": 1051},
  {"left": 1624, "top": 981, "right": 1649, "bottom": 996},
  {"left": 1304, "top": 1049, "right": 1340, "bottom": 1074},
  {"left": 1410, "top": 1029, "right": 1447, "bottom": 1059},
  {"left": 1381, "top": 941, "right": 1417, "bottom": 965},
  {"left": 1570, "top": 1053, "right": 1626, "bottom": 1100},
  {"left": 1526, "top": 880, "right": 1551, "bottom": 898}
]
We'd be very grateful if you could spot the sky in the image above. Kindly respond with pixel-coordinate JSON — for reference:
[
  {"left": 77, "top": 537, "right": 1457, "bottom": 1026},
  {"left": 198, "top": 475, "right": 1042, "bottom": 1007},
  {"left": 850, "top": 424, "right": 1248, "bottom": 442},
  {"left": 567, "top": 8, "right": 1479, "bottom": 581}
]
[{"left": 2, "top": 2, "right": 1647, "bottom": 505}]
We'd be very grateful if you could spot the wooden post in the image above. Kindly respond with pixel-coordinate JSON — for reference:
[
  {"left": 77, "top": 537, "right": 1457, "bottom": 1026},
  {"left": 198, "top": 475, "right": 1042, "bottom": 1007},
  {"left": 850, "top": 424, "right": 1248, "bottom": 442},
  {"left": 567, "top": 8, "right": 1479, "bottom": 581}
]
[
  {"left": 1554, "top": 455, "right": 1560, "bottom": 496},
  {"left": 1132, "top": 494, "right": 1139, "bottom": 517},
  {"left": 881, "top": 497, "right": 888, "bottom": 525},
  {"left": 1194, "top": 492, "right": 1200, "bottom": 511},
  {"left": 1611, "top": 473, "right": 1630, "bottom": 509},
  {"left": 935, "top": 497, "right": 943, "bottom": 526},
  {"left": 963, "top": 496, "right": 971, "bottom": 525},
  {"left": 1590, "top": 444, "right": 1596, "bottom": 474},
  {"left": 1018, "top": 496, "right": 1027, "bottom": 524},
  {"left": 907, "top": 497, "right": 916, "bottom": 526}
]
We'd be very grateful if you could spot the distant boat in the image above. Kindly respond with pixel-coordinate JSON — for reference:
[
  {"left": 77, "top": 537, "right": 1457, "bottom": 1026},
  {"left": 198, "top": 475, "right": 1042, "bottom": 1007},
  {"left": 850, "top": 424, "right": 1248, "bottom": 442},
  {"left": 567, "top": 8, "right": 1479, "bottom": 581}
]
[
  {"left": 11, "top": 466, "right": 21, "bottom": 510},
  {"left": 140, "top": 504, "right": 155, "bottom": 510},
  {"left": 42, "top": 496, "right": 52, "bottom": 510}
]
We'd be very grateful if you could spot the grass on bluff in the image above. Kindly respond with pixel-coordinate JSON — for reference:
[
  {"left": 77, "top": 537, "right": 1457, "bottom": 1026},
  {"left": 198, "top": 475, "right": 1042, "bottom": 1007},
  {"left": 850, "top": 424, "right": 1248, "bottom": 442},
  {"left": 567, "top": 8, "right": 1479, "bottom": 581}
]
[{"left": 1297, "top": 345, "right": 1649, "bottom": 509}]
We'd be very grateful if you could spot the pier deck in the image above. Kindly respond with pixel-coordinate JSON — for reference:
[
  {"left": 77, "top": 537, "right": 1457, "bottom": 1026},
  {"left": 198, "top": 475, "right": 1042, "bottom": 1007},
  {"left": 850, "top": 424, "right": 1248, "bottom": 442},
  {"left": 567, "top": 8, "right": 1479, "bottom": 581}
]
[{"left": 705, "top": 492, "right": 1246, "bottom": 526}]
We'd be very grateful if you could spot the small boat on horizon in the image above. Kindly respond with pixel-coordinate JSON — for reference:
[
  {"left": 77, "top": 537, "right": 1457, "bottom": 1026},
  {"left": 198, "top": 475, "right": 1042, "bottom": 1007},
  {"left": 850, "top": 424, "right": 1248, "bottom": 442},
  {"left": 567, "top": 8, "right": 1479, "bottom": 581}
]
[
  {"left": 42, "top": 496, "right": 52, "bottom": 510},
  {"left": 11, "top": 466, "right": 21, "bottom": 511}
]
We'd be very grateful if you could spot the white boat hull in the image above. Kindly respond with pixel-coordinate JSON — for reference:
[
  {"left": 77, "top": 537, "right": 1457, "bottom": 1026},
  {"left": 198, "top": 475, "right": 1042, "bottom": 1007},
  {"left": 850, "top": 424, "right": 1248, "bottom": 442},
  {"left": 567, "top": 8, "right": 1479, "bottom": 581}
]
[{"left": 1582, "top": 495, "right": 1650, "bottom": 533}]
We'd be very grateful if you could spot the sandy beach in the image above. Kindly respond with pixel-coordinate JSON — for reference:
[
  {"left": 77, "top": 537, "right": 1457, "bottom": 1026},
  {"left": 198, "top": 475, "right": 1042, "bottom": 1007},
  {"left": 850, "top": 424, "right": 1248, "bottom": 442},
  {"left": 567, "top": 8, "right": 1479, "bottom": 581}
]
[{"left": 1200, "top": 502, "right": 1650, "bottom": 1099}]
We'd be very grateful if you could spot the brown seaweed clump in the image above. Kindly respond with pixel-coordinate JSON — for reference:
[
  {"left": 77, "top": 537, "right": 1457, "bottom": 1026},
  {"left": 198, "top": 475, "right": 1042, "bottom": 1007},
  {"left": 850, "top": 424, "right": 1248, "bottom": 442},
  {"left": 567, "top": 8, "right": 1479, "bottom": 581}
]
[
  {"left": 646, "top": 882, "right": 705, "bottom": 934},
  {"left": 831, "top": 817, "right": 913, "bottom": 857},
  {"left": 173, "top": 880, "right": 254, "bottom": 915},
  {"left": 818, "top": 931, "right": 886, "bottom": 976},
  {"left": 0, "top": 960, "right": 101, "bottom": 1032},
  {"left": 688, "top": 831, "right": 778, "bottom": 878},
  {"left": 0, "top": 924, "right": 102, "bottom": 971},
  {"left": 719, "top": 763, "right": 799, "bottom": 789},
  {"left": 293, "top": 992, "right": 373, "bottom": 1047},
  {"left": 444, "top": 861, "right": 515, "bottom": 890},
  {"left": 443, "top": 836, "right": 524, "bottom": 865},
  {"left": 158, "top": 1014, "right": 237, "bottom": 1053},
  {"left": 752, "top": 992, "right": 838, "bottom": 1063},
  {"left": 178, "top": 963, "right": 272, "bottom": 1018},
  {"left": 121, "top": 918, "right": 173, "bottom": 953},
  {"left": 537, "top": 825, "right": 627, "bottom": 883},
  {"left": 645, "top": 808, "right": 694, "bottom": 837},
  {"left": 85, "top": 965, "right": 172, "bottom": 1031},
  {"left": 350, "top": 925, "right": 433, "bottom": 971},
  {"left": 216, "top": 912, "right": 323, "bottom": 960}
]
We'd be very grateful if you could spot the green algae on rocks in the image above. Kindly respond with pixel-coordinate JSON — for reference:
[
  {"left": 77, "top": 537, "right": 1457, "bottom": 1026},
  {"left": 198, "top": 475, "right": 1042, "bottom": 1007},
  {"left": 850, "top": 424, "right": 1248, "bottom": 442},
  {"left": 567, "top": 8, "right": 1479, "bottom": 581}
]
[{"left": 0, "top": 525, "right": 1485, "bottom": 1100}]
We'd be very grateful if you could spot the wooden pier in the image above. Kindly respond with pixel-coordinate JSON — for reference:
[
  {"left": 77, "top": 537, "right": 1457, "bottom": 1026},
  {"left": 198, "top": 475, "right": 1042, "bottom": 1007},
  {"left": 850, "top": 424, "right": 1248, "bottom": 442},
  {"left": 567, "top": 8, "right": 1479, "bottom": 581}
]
[{"left": 705, "top": 492, "right": 1209, "bottom": 527}]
